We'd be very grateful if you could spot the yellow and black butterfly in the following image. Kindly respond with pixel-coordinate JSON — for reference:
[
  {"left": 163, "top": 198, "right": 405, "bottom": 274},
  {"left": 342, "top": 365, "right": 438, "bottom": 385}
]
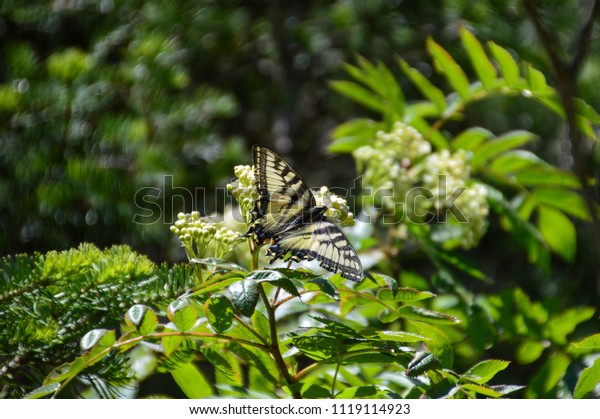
[{"left": 246, "top": 145, "right": 364, "bottom": 282}]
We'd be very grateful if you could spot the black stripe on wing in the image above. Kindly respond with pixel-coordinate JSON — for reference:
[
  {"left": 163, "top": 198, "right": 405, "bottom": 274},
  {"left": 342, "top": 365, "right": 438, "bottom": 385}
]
[{"left": 268, "top": 218, "right": 364, "bottom": 282}]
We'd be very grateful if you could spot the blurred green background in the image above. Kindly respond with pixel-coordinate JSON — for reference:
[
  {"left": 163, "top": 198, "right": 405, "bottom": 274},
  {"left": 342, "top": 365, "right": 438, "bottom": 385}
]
[{"left": 1, "top": 0, "right": 598, "bottom": 294}]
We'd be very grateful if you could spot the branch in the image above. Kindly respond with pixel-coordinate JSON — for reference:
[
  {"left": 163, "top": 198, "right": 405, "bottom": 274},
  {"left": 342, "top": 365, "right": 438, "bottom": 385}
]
[
  {"left": 522, "top": 0, "right": 600, "bottom": 295},
  {"left": 570, "top": 0, "right": 600, "bottom": 76}
]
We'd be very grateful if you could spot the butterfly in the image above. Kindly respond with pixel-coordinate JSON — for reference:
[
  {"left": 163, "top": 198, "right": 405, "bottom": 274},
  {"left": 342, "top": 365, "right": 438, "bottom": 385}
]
[{"left": 246, "top": 145, "right": 364, "bottom": 282}]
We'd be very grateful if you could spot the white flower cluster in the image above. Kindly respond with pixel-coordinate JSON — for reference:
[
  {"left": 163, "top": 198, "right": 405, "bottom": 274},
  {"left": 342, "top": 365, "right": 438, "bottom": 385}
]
[
  {"left": 170, "top": 211, "right": 241, "bottom": 259},
  {"left": 453, "top": 183, "right": 489, "bottom": 248},
  {"left": 353, "top": 122, "right": 489, "bottom": 249},
  {"left": 354, "top": 122, "right": 432, "bottom": 208},
  {"left": 420, "top": 149, "right": 471, "bottom": 211},
  {"left": 314, "top": 186, "right": 355, "bottom": 227},
  {"left": 226, "top": 165, "right": 258, "bottom": 224}
]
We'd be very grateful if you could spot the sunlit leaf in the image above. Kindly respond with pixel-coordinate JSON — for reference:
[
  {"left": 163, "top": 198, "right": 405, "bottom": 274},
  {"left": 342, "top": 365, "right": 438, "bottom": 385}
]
[
  {"left": 24, "top": 383, "right": 62, "bottom": 399},
  {"left": 167, "top": 300, "right": 199, "bottom": 332},
  {"left": 516, "top": 340, "right": 547, "bottom": 364},
  {"left": 427, "top": 37, "right": 471, "bottom": 100},
  {"left": 125, "top": 304, "right": 158, "bottom": 335},
  {"left": 538, "top": 205, "right": 576, "bottom": 262},
  {"left": 191, "top": 271, "right": 246, "bottom": 296},
  {"left": 376, "top": 330, "right": 429, "bottom": 342},
  {"left": 453, "top": 127, "right": 494, "bottom": 151},
  {"left": 490, "top": 150, "right": 546, "bottom": 173},
  {"left": 190, "top": 257, "right": 248, "bottom": 272},
  {"left": 574, "top": 358, "right": 600, "bottom": 398},
  {"left": 547, "top": 307, "right": 595, "bottom": 345},
  {"left": 532, "top": 188, "right": 590, "bottom": 221},
  {"left": 330, "top": 80, "right": 386, "bottom": 112},
  {"left": 80, "top": 328, "right": 115, "bottom": 351},
  {"left": 460, "top": 383, "right": 503, "bottom": 398},
  {"left": 472, "top": 130, "right": 537, "bottom": 168},
  {"left": 399, "top": 58, "right": 446, "bottom": 113},
  {"left": 526, "top": 352, "right": 570, "bottom": 398},
  {"left": 571, "top": 333, "right": 600, "bottom": 350},
  {"left": 171, "top": 362, "right": 213, "bottom": 398},
  {"left": 461, "top": 359, "right": 510, "bottom": 384},
  {"left": 397, "top": 305, "right": 461, "bottom": 324},
  {"left": 488, "top": 41, "right": 520, "bottom": 86},
  {"left": 460, "top": 26, "right": 497, "bottom": 89},
  {"left": 43, "top": 358, "right": 85, "bottom": 385}
]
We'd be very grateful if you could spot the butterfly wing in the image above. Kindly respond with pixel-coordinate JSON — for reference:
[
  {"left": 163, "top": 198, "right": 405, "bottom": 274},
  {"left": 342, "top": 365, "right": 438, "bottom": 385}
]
[
  {"left": 268, "top": 218, "right": 364, "bottom": 282},
  {"left": 251, "top": 145, "right": 315, "bottom": 239},
  {"left": 250, "top": 145, "right": 364, "bottom": 282}
]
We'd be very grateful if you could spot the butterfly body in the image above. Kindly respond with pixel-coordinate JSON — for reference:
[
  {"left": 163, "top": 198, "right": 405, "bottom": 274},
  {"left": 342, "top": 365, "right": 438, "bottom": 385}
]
[{"left": 246, "top": 146, "right": 364, "bottom": 282}]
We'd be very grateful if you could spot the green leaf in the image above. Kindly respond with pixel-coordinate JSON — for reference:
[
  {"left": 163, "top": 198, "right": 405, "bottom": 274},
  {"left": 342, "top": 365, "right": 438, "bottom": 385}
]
[
  {"left": 43, "top": 358, "right": 85, "bottom": 385},
  {"left": 516, "top": 340, "right": 546, "bottom": 364},
  {"left": 538, "top": 205, "right": 576, "bottom": 261},
  {"left": 335, "top": 385, "right": 387, "bottom": 399},
  {"left": 460, "top": 27, "right": 497, "bottom": 89},
  {"left": 125, "top": 304, "right": 158, "bottom": 335},
  {"left": 167, "top": 300, "right": 199, "bottom": 332},
  {"left": 427, "top": 37, "right": 471, "bottom": 100},
  {"left": 162, "top": 330, "right": 185, "bottom": 356},
  {"left": 80, "top": 329, "right": 115, "bottom": 351},
  {"left": 462, "top": 360, "right": 510, "bottom": 384},
  {"left": 292, "top": 335, "right": 344, "bottom": 360},
  {"left": 190, "top": 258, "right": 248, "bottom": 272},
  {"left": 205, "top": 295, "right": 235, "bottom": 334},
  {"left": 574, "top": 358, "right": 600, "bottom": 398},
  {"left": 526, "top": 352, "right": 570, "bottom": 398},
  {"left": 453, "top": 127, "right": 494, "bottom": 151},
  {"left": 408, "top": 114, "right": 450, "bottom": 149},
  {"left": 399, "top": 58, "right": 447, "bottom": 113},
  {"left": 251, "top": 310, "right": 271, "bottom": 344},
  {"left": 490, "top": 150, "right": 546, "bottom": 173},
  {"left": 488, "top": 41, "right": 520, "bottom": 87},
  {"left": 251, "top": 269, "right": 301, "bottom": 298},
  {"left": 406, "top": 352, "right": 443, "bottom": 377},
  {"left": 301, "top": 384, "right": 331, "bottom": 399},
  {"left": 306, "top": 277, "right": 339, "bottom": 301},
  {"left": 396, "top": 305, "right": 461, "bottom": 324},
  {"left": 377, "top": 287, "right": 435, "bottom": 302},
  {"left": 191, "top": 271, "right": 246, "bottom": 296},
  {"left": 472, "top": 130, "right": 537, "bottom": 168},
  {"left": 532, "top": 188, "right": 591, "bottom": 221},
  {"left": 527, "top": 64, "right": 552, "bottom": 95},
  {"left": 460, "top": 383, "right": 503, "bottom": 398},
  {"left": 547, "top": 307, "right": 595, "bottom": 345},
  {"left": 171, "top": 362, "right": 213, "bottom": 398},
  {"left": 376, "top": 330, "right": 430, "bottom": 342},
  {"left": 330, "top": 80, "right": 385, "bottom": 112},
  {"left": 25, "top": 383, "right": 62, "bottom": 399},
  {"left": 229, "top": 278, "right": 260, "bottom": 317},
  {"left": 571, "top": 333, "right": 600, "bottom": 350},
  {"left": 515, "top": 167, "right": 581, "bottom": 188},
  {"left": 489, "top": 385, "right": 525, "bottom": 396},
  {"left": 487, "top": 187, "right": 549, "bottom": 270},
  {"left": 376, "top": 60, "right": 405, "bottom": 117}
]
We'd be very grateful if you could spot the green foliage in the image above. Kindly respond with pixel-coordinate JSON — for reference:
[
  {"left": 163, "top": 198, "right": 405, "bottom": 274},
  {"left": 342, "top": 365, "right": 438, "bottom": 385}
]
[
  {"left": 0, "top": 244, "right": 196, "bottom": 398},
  {"left": 331, "top": 26, "right": 596, "bottom": 266},
  {"left": 1, "top": 6, "right": 599, "bottom": 401}
]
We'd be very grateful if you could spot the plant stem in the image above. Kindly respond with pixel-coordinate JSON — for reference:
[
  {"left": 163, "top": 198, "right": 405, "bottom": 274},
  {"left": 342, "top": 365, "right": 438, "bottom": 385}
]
[
  {"left": 258, "top": 283, "right": 302, "bottom": 398},
  {"left": 330, "top": 359, "right": 342, "bottom": 398}
]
